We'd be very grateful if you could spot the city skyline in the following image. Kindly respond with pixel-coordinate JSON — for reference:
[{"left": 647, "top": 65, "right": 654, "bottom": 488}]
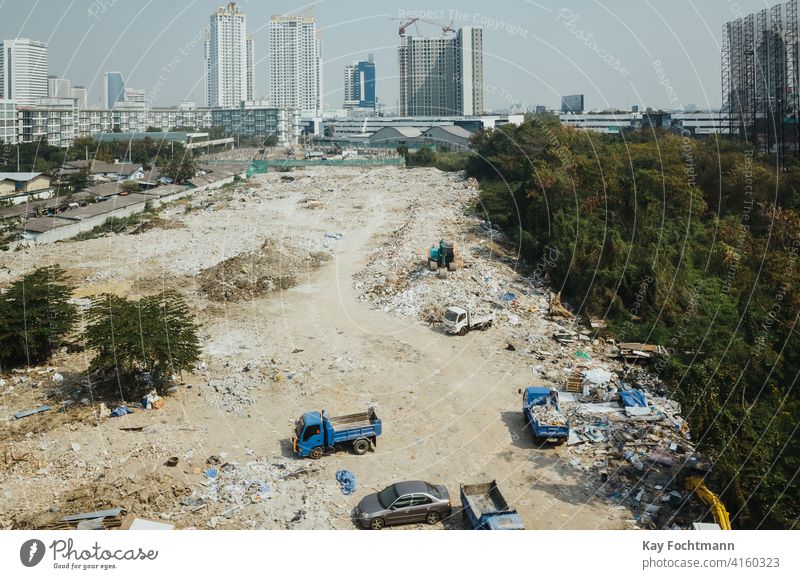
[{"left": 0, "top": 0, "right": 780, "bottom": 112}]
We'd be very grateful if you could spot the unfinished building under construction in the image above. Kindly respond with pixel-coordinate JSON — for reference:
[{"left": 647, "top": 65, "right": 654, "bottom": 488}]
[{"left": 723, "top": 0, "right": 800, "bottom": 163}]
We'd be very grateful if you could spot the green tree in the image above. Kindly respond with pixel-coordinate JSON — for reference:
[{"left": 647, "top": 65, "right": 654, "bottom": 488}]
[
  {"left": 84, "top": 290, "right": 201, "bottom": 392},
  {"left": 0, "top": 266, "right": 78, "bottom": 368},
  {"left": 163, "top": 152, "right": 197, "bottom": 184},
  {"left": 68, "top": 167, "right": 91, "bottom": 193}
]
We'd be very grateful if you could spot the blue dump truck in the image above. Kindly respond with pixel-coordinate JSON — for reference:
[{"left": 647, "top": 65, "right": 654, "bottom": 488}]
[
  {"left": 293, "top": 408, "right": 381, "bottom": 459},
  {"left": 460, "top": 481, "right": 525, "bottom": 530},
  {"left": 523, "top": 386, "right": 569, "bottom": 444}
]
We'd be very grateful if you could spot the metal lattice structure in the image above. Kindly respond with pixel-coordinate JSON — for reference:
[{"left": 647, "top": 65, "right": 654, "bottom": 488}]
[{"left": 723, "top": 1, "right": 800, "bottom": 162}]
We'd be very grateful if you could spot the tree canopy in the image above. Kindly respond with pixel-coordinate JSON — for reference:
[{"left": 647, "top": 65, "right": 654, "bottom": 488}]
[{"left": 469, "top": 116, "right": 800, "bottom": 529}]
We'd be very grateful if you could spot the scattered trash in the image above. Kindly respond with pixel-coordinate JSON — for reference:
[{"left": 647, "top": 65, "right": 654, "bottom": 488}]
[
  {"left": 324, "top": 232, "right": 344, "bottom": 240},
  {"left": 505, "top": 343, "right": 516, "bottom": 352},
  {"left": 335, "top": 469, "right": 356, "bottom": 495},
  {"left": 71, "top": 443, "right": 81, "bottom": 453},
  {"left": 165, "top": 457, "right": 179, "bottom": 467},
  {"left": 110, "top": 406, "right": 133, "bottom": 417},
  {"left": 51, "top": 373, "right": 64, "bottom": 384},
  {"left": 575, "top": 351, "right": 591, "bottom": 361},
  {"left": 500, "top": 292, "right": 516, "bottom": 302},
  {"left": 141, "top": 390, "right": 164, "bottom": 410},
  {"left": 584, "top": 369, "right": 613, "bottom": 385},
  {"left": 204, "top": 468, "right": 218, "bottom": 479},
  {"left": 620, "top": 389, "right": 647, "bottom": 407},
  {"left": 61, "top": 508, "right": 125, "bottom": 523},
  {"left": 13, "top": 405, "right": 51, "bottom": 420}
]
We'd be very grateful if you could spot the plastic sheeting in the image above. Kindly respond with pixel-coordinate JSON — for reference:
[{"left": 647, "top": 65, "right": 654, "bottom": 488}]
[{"left": 620, "top": 389, "right": 647, "bottom": 407}]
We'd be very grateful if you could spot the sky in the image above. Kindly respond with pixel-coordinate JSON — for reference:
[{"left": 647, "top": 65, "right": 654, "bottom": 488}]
[{"left": 0, "top": 0, "right": 785, "bottom": 112}]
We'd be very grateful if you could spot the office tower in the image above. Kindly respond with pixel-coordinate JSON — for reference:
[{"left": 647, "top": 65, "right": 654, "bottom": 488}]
[
  {"left": 561, "top": 94, "right": 585, "bottom": 113},
  {"left": 104, "top": 71, "right": 125, "bottom": 109},
  {"left": 344, "top": 54, "right": 376, "bottom": 113},
  {"left": 268, "top": 14, "right": 322, "bottom": 115},
  {"left": 0, "top": 38, "right": 48, "bottom": 106}
]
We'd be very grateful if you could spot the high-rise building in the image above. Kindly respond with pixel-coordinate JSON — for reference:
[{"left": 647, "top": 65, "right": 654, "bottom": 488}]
[
  {"left": 0, "top": 39, "right": 48, "bottom": 106},
  {"left": 344, "top": 54, "right": 376, "bottom": 113},
  {"left": 47, "top": 76, "right": 72, "bottom": 99},
  {"left": 455, "top": 27, "right": 483, "bottom": 117},
  {"left": 268, "top": 14, "right": 322, "bottom": 115},
  {"left": 71, "top": 86, "right": 88, "bottom": 109},
  {"left": 722, "top": 1, "right": 800, "bottom": 160},
  {"left": 398, "top": 27, "right": 483, "bottom": 117},
  {"left": 561, "top": 94, "right": 585, "bottom": 113},
  {"left": 246, "top": 35, "right": 254, "bottom": 101},
  {"left": 207, "top": 2, "right": 249, "bottom": 108},
  {"left": 104, "top": 71, "right": 125, "bottom": 109}
]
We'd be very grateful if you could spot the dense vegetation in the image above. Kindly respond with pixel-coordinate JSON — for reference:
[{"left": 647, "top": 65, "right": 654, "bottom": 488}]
[{"left": 468, "top": 115, "right": 800, "bottom": 529}]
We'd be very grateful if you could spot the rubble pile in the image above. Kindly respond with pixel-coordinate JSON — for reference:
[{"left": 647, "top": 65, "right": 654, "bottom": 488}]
[
  {"left": 353, "top": 173, "right": 545, "bottom": 325},
  {"left": 528, "top": 404, "right": 567, "bottom": 427},
  {"left": 199, "top": 238, "right": 331, "bottom": 302},
  {"left": 177, "top": 457, "right": 338, "bottom": 529}
]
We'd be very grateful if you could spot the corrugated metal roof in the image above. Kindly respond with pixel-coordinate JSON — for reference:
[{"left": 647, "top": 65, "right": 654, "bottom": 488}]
[{"left": 0, "top": 172, "right": 43, "bottom": 182}]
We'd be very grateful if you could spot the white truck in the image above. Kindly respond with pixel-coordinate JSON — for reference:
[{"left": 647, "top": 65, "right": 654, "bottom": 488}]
[{"left": 443, "top": 306, "right": 495, "bottom": 336}]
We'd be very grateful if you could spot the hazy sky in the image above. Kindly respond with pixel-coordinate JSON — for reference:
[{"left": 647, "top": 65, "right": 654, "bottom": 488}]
[{"left": 0, "top": 0, "right": 782, "bottom": 111}]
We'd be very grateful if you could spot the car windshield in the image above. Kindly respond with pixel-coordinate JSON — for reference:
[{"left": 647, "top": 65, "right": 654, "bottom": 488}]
[
  {"left": 444, "top": 309, "right": 459, "bottom": 322},
  {"left": 378, "top": 485, "right": 400, "bottom": 508},
  {"left": 425, "top": 483, "right": 442, "bottom": 499},
  {"left": 294, "top": 418, "right": 305, "bottom": 439}
]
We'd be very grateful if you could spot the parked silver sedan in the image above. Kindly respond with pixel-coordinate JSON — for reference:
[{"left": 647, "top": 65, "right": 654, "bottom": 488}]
[{"left": 355, "top": 481, "right": 451, "bottom": 530}]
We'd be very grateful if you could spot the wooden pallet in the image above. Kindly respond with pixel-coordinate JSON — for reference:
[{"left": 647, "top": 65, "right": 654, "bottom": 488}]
[{"left": 565, "top": 366, "right": 587, "bottom": 393}]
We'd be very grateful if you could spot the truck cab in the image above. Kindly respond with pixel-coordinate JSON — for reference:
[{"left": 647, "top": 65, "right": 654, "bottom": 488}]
[{"left": 294, "top": 411, "right": 326, "bottom": 457}]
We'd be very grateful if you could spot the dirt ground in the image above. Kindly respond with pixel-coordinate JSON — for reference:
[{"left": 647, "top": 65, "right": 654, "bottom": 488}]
[{"left": 0, "top": 166, "right": 675, "bottom": 530}]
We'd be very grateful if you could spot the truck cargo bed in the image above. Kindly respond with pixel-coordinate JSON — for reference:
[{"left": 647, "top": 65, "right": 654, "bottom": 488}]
[
  {"left": 327, "top": 408, "right": 379, "bottom": 430},
  {"left": 461, "top": 482, "right": 510, "bottom": 517}
]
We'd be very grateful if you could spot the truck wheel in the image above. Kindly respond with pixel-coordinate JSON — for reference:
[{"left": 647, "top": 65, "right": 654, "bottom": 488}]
[
  {"left": 425, "top": 511, "right": 441, "bottom": 525},
  {"left": 353, "top": 439, "right": 370, "bottom": 455},
  {"left": 428, "top": 260, "right": 438, "bottom": 271},
  {"left": 369, "top": 517, "right": 385, "bottom": 530},
  {"left": 447, "top": 261, "right": 456, "bottom": 272},
  {"left": 309, "top": 447, "right": 323, "bottom": 459},
  {"left": 458, "top": 327, "right": 468, "bottom": 336},
  {"left": 437, "top": 268, "right": 447, "bottom": 279}
]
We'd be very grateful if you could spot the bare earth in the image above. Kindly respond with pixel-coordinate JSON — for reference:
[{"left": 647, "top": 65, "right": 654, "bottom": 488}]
[{"left": 0, "top": 166, "right": 635, "bottom": 530}]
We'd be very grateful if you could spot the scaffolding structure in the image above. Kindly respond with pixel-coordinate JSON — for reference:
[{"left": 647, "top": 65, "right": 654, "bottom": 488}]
[{"left": 723, "top": 0, "right": 800, "bottom": 162}]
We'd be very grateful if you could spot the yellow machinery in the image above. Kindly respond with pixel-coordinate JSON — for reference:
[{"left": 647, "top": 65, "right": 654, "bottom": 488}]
[{"left": 684, "top": 476, "right": 732, "bottom": 530}]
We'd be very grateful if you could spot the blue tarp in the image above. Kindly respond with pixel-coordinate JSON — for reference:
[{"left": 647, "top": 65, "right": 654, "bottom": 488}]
[
  {"left": 335, "top": 469, "right": 357, "bottom": 495},
  {"left": 110, "top": 406, "right": 133, "bottom": 417},
  {"left": 620, "top": 389, "right": 647, "bottom": 407}
]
